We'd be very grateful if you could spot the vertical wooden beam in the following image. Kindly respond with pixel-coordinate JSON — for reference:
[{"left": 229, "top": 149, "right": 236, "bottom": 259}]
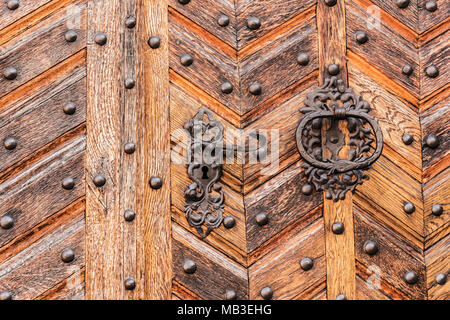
[
  {"left": 317, "top": 0, "right": 356, "bottom": 300},
  {"left": 139, "top": 0, "right": 172, "bottom": 300},
  {"left": 86, "top": 0, "right": 171, "bottom": 299}
]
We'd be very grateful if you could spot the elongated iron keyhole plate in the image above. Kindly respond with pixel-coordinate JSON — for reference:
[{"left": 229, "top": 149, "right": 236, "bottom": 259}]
[
  {"left": 295, "top": 76, "right": 383, "bottom": 201},
  {"left": 183, "top": 109, "right": 225, "bottom": 238}
]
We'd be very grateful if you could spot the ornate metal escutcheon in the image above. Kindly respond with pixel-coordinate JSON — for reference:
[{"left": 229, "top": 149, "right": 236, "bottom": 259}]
[
  {"left": 183, "top": 109, "right": 225, "bottom": 238},
  {"left": 295, "top": 76, "right": 383, "bottom": 201}
]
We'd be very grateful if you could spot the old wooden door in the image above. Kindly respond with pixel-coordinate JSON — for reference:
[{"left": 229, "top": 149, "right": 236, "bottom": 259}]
[{"left": 0, "top": 0, "right": 448, "bottom": 300}]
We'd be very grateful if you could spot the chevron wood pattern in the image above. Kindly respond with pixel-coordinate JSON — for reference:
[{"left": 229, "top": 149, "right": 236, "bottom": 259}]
[
  {"left": 0, "top": 0, "right": 87, "bottom": 300},
  {"left": 0, "top": 0, "right": 447, "bottom": 300}
]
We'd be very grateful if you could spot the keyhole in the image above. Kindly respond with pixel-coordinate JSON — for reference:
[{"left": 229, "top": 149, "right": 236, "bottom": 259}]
[{"left": 201, "top": 166, "right": 209, "bottom": 179}]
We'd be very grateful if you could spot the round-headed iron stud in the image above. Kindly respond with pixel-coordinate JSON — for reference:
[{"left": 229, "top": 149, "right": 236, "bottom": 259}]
[
  {"left": 297, "top": 53, "right": 310, "bottom": 66},
  {"left": 93, "top": 174, "right": 106, "bottom": 187},
  {"left": 402, "top": 133, "right": 414, "bottom": 145},
  {"left": 63, "top": 102, "right": 76, "bottom": 115},
  {"left": 328, "top": 64, "right": 340, "bottom": 75},
  {"left": 124, "top": 142, "right": 136, "bottom": 154},
  {"left": 221, "top": 81, "right": 233, "bottom": 94},
  {"left": 0, "top": 291, "right": 12, "bottom": 300},
  {"left": 395, "top": 0, "right": 410, "bottom": 8},
  {"left": 217, "top": 14, "right": 230, "bottom": 27},
  {"left": 355, "top": 31, "right": 369, "bottom": 44},
  {"left": 180, "top": 54, "right": 194, "bottom": 66},
  {"left": 0, "top": 215, "right": 14, "bottom": 230},
  {"left": 223, "top": 216, "right": 236, "bottom": 229},
  {"left": 431, "top": 204, "right": 443, "bottom": 217},
  {"left": 124, "top": 209, "right": 136, "bottom": 222},
  {"left": 255, "top": 212, "right": 269, "bottom": 226},
  {"left": 124, "top": 278, "right": 136, "bottom": 290},
  {"left": 178, "top": 0, "right": 190, "bottom": 4},
  {"left": 403, "top": 202, "right": 415, "bottom": 214},
  {"left": 436, "top": 273, "right": 447, "bottom": 285},
  {"left": 183, "top": 259, "right": 197, "bottom": 274},
  {"left": 260, "top": 287, "right": 273, "bottom": 300},
  {"left": 61, "top": 248, "right": 75, "bottom": 263},
  {"left": 404, "top": 271, "right": 418, "bottom": 284},
  {"left": 125, "top": 77, "right": 135, "bottom": 89},
  {"left": 225, "top": 289, "right": 237, "bottom": 300},
  {"left": 402, "top": 65, "right": 413, "bottom": 76},
  {"left": 246, "top": 17, "right": 261, "bottom": 30},
  {"left": 332, "top": 222, "right": 345, "bottom": 234},
  {"left": 363, "top": 240, "right": 379, "bottom": 255},
  {"left": 425, "top": 65, "right": 439, "bottom": 78},
  {"left": 425, "top": 134, "right": 439, "bottom": 149},
  {"left": 4, "top": 137, "right": 17, "bottom": 150},
  {"left": 94, "top": 33, "right": 107, "bottom": 46},
  {"left": 3, "top": 66, "right": 17, "bottom": 80},
  {"left": 300, "top": 257, "right": 314, "bottom": 271},
  {"left": 64, "top": 30, "right": 78, "bottom": 43},
  {"left": 324, "top": 0, "right": 337, "bottom": 7},
  {"left": 336, "top": 294, "right": 347, "bottom": 300},
  {"left": 249, "top": 82, "right": 262, "bottom": 95},
  {"left": 62, "top": 177, "right": 75, "bottom": 190},
  {"left": 425, "top": 1, "right": 437, "bottom": 12},
  {"left": 301, "top": 183, "right": 313, "bottom": 196},
  {"left": 7, "top": 0, "right": 19, "bottom": 10},
  {"left": 148, "top": 36, "right": 161, "bottom": 49},
  {"left": 149, "top": 176, "right": 162, "bottom": 189},
  {"left": 125, "top": 16, "right": 136, "bottom": 29}
]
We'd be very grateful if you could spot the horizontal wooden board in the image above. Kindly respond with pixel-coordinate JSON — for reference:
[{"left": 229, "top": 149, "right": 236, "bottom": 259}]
[
  {"left": 346, "top": 2, "right": 419, "bottom": 96},
  {"left": 249, "top": 218, "right": 325, "bottom": 300},
  {"left": 354, "top": 206, "right": 426, "bottom": 299},
  {"left": 0, "top": 212, "right": 84, "bottom": 300},
  {"left": 245, "top": 160, "right": 322, "bottom": 252},
  {"left": 168, "top": 0, "right": 236, "bottom": 48},
  {"left": 0, "top": 0, "right": 86, "bottom": 98},
  {"left": 236, "top": 0, "right": 316, "bottom": 49},
  {"left": 0, "top": 136, "right": 85, "bottom": 247},
  {"left": 172, "top": 224, "right": 248, "bottom": 300},
  {"left": 0, "top": 67, "right": 86, "bottom": 174}
]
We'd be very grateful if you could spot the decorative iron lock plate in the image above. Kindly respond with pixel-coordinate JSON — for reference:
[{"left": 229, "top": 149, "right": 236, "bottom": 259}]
[
  {"left": 183, "top": 109, "right": 225, "bottom": 238},
  {"left": 295, "top": 76, "right": 383, "bottom": 201}
]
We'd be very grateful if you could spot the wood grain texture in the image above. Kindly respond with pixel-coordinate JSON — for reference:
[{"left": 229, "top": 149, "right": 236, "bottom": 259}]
[
  {"left": 354, "top": 206, "right": 426, "bottom": 299},
  {"left": 168, "top": 0, "right": 236, "bottom": 48},
  {"left": 425, "top": 233, "right": 450, "bottom": 300},
  {"left": 418, "top": 0, "right": 450, "bottom": 33},
  {"left": 249, "top": 218, "right": 325, "bottom": 300},
  {"left": 346, "top": 1, "right": 419, "bottom": 96},
  {"left": 172, "top": 224, "right": 248, "bottom": 300},
  {"left": 0, "top": 212, "right": 84, "bottom": 300},
  {"left": 366, "top": 0, "right": 419, "bottom": 32},
  {"left": 0, "top": 0, "right": 86, "bottom": 98},
  {"left": 236, "top": 0, "right": 316, "bottom": 49},
  {"left": 0, "top": 0, "right": 52, "bottom": 31}
]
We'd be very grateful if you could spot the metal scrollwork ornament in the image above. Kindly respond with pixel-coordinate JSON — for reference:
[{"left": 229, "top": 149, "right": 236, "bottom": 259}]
[
  {"left": 184, "top": 109, "right": 225, "bottom": 238},
  {"left": 295, "top": 76, "right": 383, "bottom": 201}
]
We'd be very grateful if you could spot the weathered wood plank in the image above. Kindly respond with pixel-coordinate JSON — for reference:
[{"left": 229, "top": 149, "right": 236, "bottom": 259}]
[
  {"left": 0, "top": 0, "right": 52, "bottom": 32},
  {"left": 0, "top": 136, "right": 85, "bottom": 248},
  {"left": 249, "top": 218, "right": 326, "bottom": 300},
  {"left": 0, "top": 212, "right": 84, "bottom": 300},
  {"left": 245, "top": 161, "right": 322, "bottom": 252},
  {"left": 0, "top": 0, "right": 86, "bottom": 98},
  {"left": 0, "top": 67, "right": 86, "bottom": 174},
  {"left": 168, "top": 0, "right": 236, "bottom": 48},
  {"left": 139, "top": 0, "right": 172, "bottom": 300},
  {"left": 172, "top": 224, "right": 248, "bottom": 300},
  {"left": 425, "top": 233, "right": 450, "bottom": 300},
  {"left": 236, "top": 0, "right": 316, "bottom": 50},
  {"left": 419, "top": 0, "right": 450, "bottom": 33},
  {"left": 354, "top": 206, "right": 426, "bottom": 299}
]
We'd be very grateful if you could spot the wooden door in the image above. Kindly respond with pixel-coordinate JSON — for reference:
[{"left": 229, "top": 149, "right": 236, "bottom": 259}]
[{"left": 0, "top": 0, "right": 448, "bottom": 300}]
